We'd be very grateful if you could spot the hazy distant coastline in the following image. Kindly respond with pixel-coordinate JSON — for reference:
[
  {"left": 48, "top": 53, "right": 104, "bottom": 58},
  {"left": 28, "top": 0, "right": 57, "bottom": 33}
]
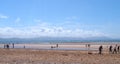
[{"left": 0, "top": 37, "right": 120, "bottom": 44}]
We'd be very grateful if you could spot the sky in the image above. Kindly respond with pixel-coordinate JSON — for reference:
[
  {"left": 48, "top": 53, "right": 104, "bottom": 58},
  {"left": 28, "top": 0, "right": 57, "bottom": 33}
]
[{"left": 0, "top": 0, "right": 120, "bottom": 38}]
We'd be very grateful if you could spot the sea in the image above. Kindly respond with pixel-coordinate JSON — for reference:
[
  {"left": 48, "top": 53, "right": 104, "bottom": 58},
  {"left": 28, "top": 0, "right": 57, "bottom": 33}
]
[{"left": 0, "top": 38, "right": 120, "bottom": 44}]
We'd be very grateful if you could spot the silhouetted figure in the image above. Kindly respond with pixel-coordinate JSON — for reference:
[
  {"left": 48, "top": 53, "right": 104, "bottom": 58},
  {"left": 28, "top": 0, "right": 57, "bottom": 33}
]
[
  {"left": 109, "top": 45, "right": 113, "bottom": 54},
  {"left": 88, "top": 44, "right": 90, "bottom": 48},
  {"left": 99, "top": 45, "right": 103, "bottom": 54},
  {"left": 113, "top": 45, "right": 117, "bottom": 54},
  {"left": 6, "top": 44, "right": 9, "bottom": 49},
  {"left": 56, "top": 44, "right": 58, "bottom": 48},
  {"left": 12, "top": 43, "right": 14, "bottom": 48},
  {"left": 51, "top": 46, "right": 53, "bottom": 49},
  {"left": 117, "top": 46, "right": 120, "bottom": 53},
  {"left": 24, "top": 45, "right": 25, "bottom": 48},
  {"left": 51, "top": 46, "right": 56, "bottom": 49}
]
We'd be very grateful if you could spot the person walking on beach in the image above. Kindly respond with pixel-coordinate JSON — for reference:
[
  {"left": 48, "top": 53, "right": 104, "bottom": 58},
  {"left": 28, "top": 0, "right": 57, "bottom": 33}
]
[
  {"left": 109, "top": 45, "right": 113, "bottom": 54},
  {"left": 113, "top": 45, "right": 117, "bottom": 54},
  {"left": 99, "top": 45, "right": 103, "bottom": 54},
  {"left": 117, "top": 45, "right": 120, "bottom": 53}
]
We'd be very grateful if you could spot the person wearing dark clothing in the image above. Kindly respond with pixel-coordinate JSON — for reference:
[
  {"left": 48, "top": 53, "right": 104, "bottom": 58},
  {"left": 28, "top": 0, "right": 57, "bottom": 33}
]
[
  {"left": 6, "top": 44, "right": 9, "bottom": 49},
  {"left": 24, "top": 45, "right": 25, "bottom": 48},
  {"left": 113, "top": 45, "right": 117, "bottom": 54},
  {"left": 117, "top": 46, "right": 120, "bottom": 53},
  {"left": 88, "top": 44, "right": 90, "bottom": 48},
  {"left": 109, "top": 45, "right": 113, "bottom": 54},
  {"left": 99, "top": 45, "right": 103, "bottom": 54}
]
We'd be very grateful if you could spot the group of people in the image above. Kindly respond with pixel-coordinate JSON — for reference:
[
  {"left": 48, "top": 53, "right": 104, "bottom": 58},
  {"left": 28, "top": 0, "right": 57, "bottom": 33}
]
[
  {"left": 4, "top": 44, "right": 10, "bottom": 49},
  {"left": 98, "top": 44, "right": 120, "bottom": 54},
  {"left": 4, "top": 43, "right": 14, "bottom": 49},
  {"left": 51, "top": 44, "right": 59, "bottom": 48},
  {"left": 109, "top": 44, "right": 120, "bottom": 54}
]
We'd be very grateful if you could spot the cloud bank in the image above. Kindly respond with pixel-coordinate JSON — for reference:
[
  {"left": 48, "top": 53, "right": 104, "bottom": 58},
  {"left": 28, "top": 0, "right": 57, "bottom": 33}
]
[
  {"left": 0, "top": 25, "right": 107, "bottom": 38},
  {"left": 0, "top": 16, "right": 108, "bottom": 38}
]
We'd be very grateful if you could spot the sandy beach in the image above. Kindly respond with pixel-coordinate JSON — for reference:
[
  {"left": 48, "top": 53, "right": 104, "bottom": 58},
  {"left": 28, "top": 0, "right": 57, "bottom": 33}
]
[
  {"left": 0, "top": 47, "right": 120, "bottom": 64},
  {"left": 1, "top": 0, "right": 120, "bottom": 64}
]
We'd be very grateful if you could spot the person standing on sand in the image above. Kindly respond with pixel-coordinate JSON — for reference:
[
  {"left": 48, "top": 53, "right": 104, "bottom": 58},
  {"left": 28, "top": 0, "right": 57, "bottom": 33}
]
[
  {"left": 24, "top": 45, "right": 25, "bottom": 48},
  {"left": 56, "top": 44, "right": 58, "bottom": 48},
  {"left": 99, "top": 45, "right": 103, "bottom": 54},
  {"left": 113, "top": 45, "right": 117, "bottom": 54},
  {"left": 117, "top": 45, "right": 120, "bottom": 53},
  {"left": 109, "top": 45, "right": 113, "bottom": 54},
  {"left": 6, "top": 44, "right": 9, "bottom": 49},
  {"left": 12, "top": 43, "right": 14, "bottom": 48}
]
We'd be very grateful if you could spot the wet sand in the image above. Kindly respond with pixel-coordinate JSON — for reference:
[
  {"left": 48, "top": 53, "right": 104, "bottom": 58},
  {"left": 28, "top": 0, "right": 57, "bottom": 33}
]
[
  {"left": 0, "top": 43, "right": 117, "bottom": 51},
  {"left": 0, "top": 48, "right": 120, "bottom": 64}
]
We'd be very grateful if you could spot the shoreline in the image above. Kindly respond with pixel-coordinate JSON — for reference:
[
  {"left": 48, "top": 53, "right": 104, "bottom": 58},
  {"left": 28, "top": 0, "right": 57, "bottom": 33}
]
[{"left": 0, "top": 43, "right": 120, "bottom": 52}]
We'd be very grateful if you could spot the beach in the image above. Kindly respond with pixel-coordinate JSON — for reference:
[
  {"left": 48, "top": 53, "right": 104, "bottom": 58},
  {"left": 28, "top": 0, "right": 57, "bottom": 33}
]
[
  {"left": 0, "top": 48, "right": 120, "bottom": 64},
  {"left": 0, "top": 43, "right": 120, "bottom": 64},
  {"left": 1, "top": 0, "right": 120, "bottom": 64},
  {"left": 0, "top": 43, "right": 118, "bottom": 50}
]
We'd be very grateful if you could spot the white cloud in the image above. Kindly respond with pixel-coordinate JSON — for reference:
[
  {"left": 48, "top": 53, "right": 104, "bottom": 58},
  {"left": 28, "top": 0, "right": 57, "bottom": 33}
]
[
  {"left": 0, "top": 18, "right": 108, "bottom": 38},
  {"left": 0, "top": 25, "right": 107, "bottom": 38},
  {"left": 0, "top": 14, "right": 8, "bottom": 19}
]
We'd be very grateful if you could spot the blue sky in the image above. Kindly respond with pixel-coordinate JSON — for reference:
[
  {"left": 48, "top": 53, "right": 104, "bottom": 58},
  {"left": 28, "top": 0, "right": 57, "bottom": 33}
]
[{"left": 0, "top": 0, "right": 120, "bottom": 38}]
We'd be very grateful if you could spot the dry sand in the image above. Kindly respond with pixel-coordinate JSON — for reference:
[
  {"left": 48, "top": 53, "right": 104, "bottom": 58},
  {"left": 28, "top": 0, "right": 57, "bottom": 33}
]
[{"left": 0, "top": 48, "right": 120, "bottom": 64}]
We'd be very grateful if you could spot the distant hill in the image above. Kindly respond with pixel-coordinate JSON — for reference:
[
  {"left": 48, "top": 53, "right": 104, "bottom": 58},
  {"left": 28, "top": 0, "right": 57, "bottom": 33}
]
[{"left": 0, "top": 37, "right": 119, "bottom": 44}]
